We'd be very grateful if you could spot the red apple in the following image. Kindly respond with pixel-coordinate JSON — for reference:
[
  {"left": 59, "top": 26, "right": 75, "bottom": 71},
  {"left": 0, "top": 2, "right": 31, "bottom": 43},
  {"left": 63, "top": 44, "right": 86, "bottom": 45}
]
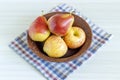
[
  {"left": 43, "top": 35, "right": 68, "bottom": 58},
  {"left": 28, "top": 16, "right": 50, "bottom": 42},
  {"left": 64, "top": 27, "right": 86, "bottom": 49},
  {"left": 48, "top": 13, "right": 74, "bottom": 36}
]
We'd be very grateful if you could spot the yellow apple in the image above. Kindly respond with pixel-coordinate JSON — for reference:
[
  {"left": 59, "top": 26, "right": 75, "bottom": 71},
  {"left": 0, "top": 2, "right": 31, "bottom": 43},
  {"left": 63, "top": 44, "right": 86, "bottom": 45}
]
[
  {"left": 64, "top": 27, "right": 86, "bottom": 49},
  {"left": 43, "top": 35, "right": 68, "bottom": 58}
]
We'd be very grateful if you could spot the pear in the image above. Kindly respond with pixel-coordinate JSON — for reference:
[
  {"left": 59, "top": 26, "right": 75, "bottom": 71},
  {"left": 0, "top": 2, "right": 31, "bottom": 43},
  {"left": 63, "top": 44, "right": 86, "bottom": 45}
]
[
  {"left": 48, "top": 13, "right": 74, "bottom": 36},
  {"left": 28, "top": 16, "right": 50, "bottom": 42}
]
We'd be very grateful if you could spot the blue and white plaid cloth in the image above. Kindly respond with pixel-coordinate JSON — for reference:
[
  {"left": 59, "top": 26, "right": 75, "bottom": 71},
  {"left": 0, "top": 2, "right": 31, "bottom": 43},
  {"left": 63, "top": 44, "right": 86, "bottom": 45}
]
[{"left": 9, "top": 3, "right": 112, "bottom": 80}]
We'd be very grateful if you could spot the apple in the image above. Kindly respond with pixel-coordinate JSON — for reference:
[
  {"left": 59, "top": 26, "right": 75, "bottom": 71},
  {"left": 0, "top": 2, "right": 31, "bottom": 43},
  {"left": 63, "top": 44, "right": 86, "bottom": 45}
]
[
  {"left": 64, "top": 27, "right": 86, "bottom": 49},
  {"left": 28, "top": 16, "right": 50, "bottom": 42},
  {"left": 48, "top": 13, "right": 74, "bottom": 36},
  {"left": 43, "top": 35, "right": 68, "bottom": 58}
]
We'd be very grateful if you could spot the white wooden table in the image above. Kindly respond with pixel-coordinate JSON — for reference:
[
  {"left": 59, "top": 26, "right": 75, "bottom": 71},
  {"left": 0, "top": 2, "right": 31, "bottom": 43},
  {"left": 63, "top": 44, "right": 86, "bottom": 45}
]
[{"left": 0, "top": 0, "right": 120, "bottom": 80}]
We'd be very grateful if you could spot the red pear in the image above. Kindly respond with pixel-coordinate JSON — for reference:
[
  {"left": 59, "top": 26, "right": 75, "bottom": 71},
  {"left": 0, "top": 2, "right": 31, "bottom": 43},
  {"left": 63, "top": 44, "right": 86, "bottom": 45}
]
[
  {"left": 48, "top": 13, "right": 74, "bottom": 36},
  {"left": 28, "top": 16, "right": 50, "bottom": 42}
]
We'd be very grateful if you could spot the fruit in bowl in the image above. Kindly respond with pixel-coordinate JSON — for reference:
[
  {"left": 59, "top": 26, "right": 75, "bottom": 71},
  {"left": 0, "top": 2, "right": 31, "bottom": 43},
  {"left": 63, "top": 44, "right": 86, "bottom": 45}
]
[
  {"left": 48, "top": 13, "right": 74, "bottom": 36},
  {"left": 27, "top": 12, "right": 92, "bottom": 62},
  {"left": 28, "top": 16, "right": 50, "bottom": 42},
  {"left": 64, "top": 26, "right": 86, "bottom": 49},
  {"left": 43, "top": 35, "right": 68, "bottom": 58}
]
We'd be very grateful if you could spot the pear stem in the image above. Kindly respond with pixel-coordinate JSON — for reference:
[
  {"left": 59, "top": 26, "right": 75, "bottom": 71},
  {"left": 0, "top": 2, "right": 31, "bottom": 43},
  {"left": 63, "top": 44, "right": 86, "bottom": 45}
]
[
  {"left": 69, "top": 10, "right": 75, "bottom": 15},
  {"left": 69, "top": 11, "right": 72, "bottom": 15},
  {"left": 41, "top": 10, "right": 44, "bottom": 16}
]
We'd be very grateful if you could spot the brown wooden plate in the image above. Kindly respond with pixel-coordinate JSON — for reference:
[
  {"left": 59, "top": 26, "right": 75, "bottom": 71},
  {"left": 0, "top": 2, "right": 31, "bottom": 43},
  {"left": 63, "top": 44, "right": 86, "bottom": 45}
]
[{"left": 27, "top": 12, "right": 92, "bottom": 62}]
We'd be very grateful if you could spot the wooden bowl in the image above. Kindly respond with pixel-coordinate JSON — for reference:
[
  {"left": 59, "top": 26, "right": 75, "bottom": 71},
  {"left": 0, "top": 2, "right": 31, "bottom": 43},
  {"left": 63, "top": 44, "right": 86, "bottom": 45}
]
[{"left": 27, "top": 12, "right": 92, "bottom": 62}]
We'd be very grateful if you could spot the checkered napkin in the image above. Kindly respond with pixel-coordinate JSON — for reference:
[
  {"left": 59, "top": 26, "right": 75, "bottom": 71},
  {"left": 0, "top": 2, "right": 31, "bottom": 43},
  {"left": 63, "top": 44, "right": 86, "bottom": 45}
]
[{"left": 9, "top": 3, "right": 112, "bottom": 80}]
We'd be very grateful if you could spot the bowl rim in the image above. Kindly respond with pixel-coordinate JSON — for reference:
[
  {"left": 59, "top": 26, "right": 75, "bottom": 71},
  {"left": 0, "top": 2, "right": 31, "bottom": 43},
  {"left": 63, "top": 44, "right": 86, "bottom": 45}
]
[{"left": 27, "top": 12, "right": 92, "bottom": 62}]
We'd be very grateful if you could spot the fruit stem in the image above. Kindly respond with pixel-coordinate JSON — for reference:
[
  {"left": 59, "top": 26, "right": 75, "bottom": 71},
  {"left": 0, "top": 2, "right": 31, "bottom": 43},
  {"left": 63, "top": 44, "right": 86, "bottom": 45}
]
[
  {"left": 70, "top": 10, "right": 75, "bottom": 15},
  {"left": 41, "top": 10, "right": 44, "bottom": 16}
]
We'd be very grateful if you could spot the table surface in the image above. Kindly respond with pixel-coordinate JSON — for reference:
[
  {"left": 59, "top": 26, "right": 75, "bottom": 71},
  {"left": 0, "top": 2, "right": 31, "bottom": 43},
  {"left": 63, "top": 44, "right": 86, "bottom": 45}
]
[{"left": 0, "top": 0, "right": 120, "bottom": 80}]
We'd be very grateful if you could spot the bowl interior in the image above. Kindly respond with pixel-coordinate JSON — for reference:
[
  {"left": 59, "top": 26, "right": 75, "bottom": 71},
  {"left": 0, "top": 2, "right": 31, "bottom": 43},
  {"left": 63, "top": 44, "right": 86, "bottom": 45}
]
[{"left": 27, "top": 12, "right": 92, "bottom": 62}]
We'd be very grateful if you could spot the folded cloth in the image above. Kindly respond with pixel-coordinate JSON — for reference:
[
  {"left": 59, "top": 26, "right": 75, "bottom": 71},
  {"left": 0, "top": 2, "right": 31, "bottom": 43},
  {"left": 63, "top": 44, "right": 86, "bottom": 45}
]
[{"left": 9, "top": 3, "right": 112, "bottom": 80}]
